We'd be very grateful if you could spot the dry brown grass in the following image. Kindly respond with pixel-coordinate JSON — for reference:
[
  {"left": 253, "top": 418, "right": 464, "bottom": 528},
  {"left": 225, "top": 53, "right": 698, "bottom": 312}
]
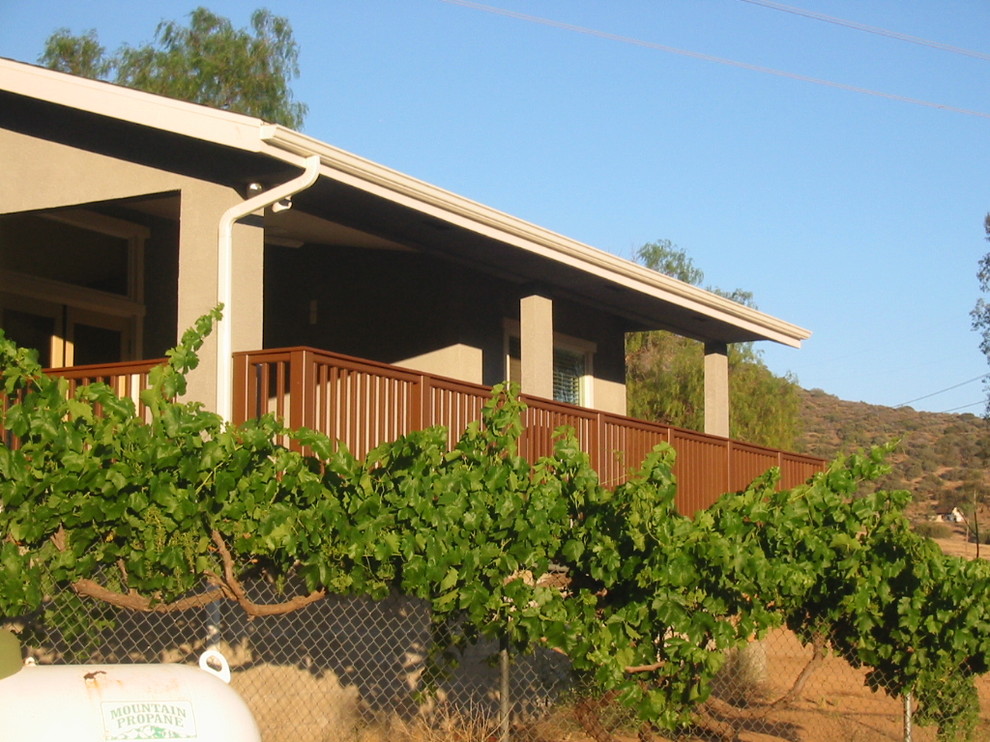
[
  {"left": 232, "top": 661, "right": 508, "bottom": 742},
  {"left": 232, "top": 663, "right": 361, "bottom": 742},
  {"left": 361, "top": 706, "right": 503, "bottom": 742}
]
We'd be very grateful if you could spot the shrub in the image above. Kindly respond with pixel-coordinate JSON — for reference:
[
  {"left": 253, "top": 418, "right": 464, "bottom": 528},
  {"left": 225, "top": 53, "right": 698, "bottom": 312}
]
[{"left": 913, "top": 521, "right": 951, "bottom": 540}]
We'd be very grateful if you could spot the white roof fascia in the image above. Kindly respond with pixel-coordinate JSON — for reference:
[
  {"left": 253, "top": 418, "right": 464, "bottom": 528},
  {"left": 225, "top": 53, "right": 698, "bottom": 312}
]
[
  {"left": 0, "top": 58, "right": 266, "bottom": 153},
  {"left": 0, "top": 57, "right": 810, "bottom": 347}
]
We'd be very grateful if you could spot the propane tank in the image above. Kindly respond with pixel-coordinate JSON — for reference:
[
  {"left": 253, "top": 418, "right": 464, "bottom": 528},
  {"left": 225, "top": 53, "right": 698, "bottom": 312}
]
[{"left": 0, "top": 632, "right": 261, "bottom": 742}]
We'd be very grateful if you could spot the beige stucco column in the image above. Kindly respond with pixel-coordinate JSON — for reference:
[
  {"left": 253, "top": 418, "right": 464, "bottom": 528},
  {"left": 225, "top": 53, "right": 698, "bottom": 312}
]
[
  {"left": 704, "top": 340, "right": 730, "bottom": 437},
  {"left": 520, "top": 292, "right": 554, "bottom": 399},
  {"left": 229, "top": 220, "right": 265, "bottom": 348},
  {"left": 177, "top": 186, "right": 265, "bottom": 410}
]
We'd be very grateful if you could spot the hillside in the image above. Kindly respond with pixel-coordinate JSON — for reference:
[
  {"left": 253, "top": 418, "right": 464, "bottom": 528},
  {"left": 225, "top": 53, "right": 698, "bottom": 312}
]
[{"left": 796, "top": 387, "right": 990, "bottom": 527}]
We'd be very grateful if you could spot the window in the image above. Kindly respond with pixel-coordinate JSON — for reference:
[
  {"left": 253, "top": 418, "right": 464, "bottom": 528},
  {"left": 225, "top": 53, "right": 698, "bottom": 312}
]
[
  {"left": 552, "top": 347, "right": 585, "bottom": 405},
  {"left": 504, "top": 324, "right": 595, "bottom": 406}
]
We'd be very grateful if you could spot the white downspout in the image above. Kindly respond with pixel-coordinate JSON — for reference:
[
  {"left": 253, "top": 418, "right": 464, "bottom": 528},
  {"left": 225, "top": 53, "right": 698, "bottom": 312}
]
[{"left": 216, "top": 154, "right": 321, "bottom": 423}]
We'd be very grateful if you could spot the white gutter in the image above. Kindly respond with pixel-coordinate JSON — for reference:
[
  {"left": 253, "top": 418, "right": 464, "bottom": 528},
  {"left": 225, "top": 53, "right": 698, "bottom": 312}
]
[{"left": 216, "top": 154, "right": 321, "bottom": 423}]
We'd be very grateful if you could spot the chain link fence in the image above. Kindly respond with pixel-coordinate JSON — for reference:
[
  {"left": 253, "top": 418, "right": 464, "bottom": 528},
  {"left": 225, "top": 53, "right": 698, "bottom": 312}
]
[{"left": 5, "top": 582, "right": 990, "bottom": 741}]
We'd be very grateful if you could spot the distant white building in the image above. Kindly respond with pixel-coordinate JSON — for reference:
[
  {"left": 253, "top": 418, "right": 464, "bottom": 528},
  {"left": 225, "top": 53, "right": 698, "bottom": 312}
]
[{"left": 932, "top": 507, "right": 966, "bottom": 524}]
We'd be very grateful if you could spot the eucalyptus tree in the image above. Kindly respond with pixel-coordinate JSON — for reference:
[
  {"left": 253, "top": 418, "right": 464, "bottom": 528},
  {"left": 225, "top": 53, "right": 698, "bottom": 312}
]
[
  {"left": 626, "top": 240, "right": 801, "bottom": 450},
  {"left": 40, "top": 7, "right": 307, "bottom": 129}
]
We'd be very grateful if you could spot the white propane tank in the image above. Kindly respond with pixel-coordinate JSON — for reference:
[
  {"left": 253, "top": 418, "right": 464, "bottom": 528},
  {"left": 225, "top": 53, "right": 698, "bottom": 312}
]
[{"left": 0, "top": 639, "right": 261, "bottom": 742}]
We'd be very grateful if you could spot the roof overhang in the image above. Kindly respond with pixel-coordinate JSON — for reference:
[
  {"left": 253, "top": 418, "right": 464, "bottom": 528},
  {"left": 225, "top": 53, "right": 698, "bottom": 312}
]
[{"left": 0, "top": 57, "right": 810, "bottom": 348}]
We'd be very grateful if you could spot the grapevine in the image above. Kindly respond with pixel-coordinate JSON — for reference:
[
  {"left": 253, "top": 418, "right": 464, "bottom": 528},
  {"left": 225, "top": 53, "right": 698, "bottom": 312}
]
[{"left": 2, "top": 311, "right": 990, "bottom": 736}]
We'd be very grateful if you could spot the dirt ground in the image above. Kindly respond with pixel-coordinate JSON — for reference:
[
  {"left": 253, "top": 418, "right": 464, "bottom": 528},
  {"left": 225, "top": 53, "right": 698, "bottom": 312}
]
[
  {"left": 522, "top": 627, "right": 990, "bottom": 742},
  {"left": 933, "top": 523, "right": 986, "bottom": 561},
  {"left": 721, "top": 629, "right": 990, "bottom": 742}
]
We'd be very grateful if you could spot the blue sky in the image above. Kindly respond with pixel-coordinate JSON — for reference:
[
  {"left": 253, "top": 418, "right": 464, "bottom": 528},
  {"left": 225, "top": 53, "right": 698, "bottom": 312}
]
[{"left": 3, "top": 1, "right": 989, "bottom": 414}]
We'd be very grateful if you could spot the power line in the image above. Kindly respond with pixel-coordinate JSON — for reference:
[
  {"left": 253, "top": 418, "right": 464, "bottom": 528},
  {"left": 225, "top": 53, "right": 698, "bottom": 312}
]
[
  {"left": 737, "top": 0, "right": 990, "bottom": 62},
  {"left": 939, "top": 400, "right": 988, "bottom": 414},
  {"left": 895, "top": 373, "right": 989, "bottom": 408},
  {"left": 438, "top": 0, "right": 990, "bottom": 120}
]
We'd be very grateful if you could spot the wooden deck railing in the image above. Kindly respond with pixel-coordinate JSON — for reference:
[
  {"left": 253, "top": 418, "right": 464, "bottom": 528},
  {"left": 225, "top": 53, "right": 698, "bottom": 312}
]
[
  {"left": 2, "top": 358, "right": 166, "bottom": 449},
  {"left": 233, "top": 347, "right": 826, "bottom": 513},
  {"left": 6, "top": 350, "right": 824, "bottom": 512},
  {"left": 47, "top": 359, "right": 166, "bottom": 423}
]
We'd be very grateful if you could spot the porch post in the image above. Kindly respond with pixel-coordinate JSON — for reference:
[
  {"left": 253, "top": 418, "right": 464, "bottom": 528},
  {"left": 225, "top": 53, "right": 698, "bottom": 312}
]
[
  {"left": 704, "top": 341, "right": 729, "bottom": 437},
  {"left": 520, "top": 291, "right": 554, "bottom": 399}
]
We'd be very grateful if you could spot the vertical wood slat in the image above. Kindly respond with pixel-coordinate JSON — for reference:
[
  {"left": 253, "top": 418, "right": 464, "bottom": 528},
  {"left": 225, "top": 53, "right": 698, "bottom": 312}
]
[
  {"left": 232, "top": 352, "right": 248, "bottom": 424},
  {"left": 670, "top": 429, "right": 730, "bottom": 515},
  {"left": 728, "top": 441, "right": 779, "bottom": 493},
  {"left": 599, "top": 416, "right": 671, "bottom": 489}
]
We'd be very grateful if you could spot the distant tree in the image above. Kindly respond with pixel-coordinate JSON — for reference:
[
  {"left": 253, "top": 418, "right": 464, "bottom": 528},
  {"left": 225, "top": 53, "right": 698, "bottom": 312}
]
[
  {"left": 635, "top": 239, "right": 704, "bottom": 286},
  {"left": 972, "top": 213, "right": 990, "bottom": 416},
  {"left": 40, "top": 29, "right": 110, "bottom": 78},
  {"left": 626, "top": 240, "right": 802, "bottom": 450},
  {"left": 39, "top": 7, "right": 307, "bottom": 129}
]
